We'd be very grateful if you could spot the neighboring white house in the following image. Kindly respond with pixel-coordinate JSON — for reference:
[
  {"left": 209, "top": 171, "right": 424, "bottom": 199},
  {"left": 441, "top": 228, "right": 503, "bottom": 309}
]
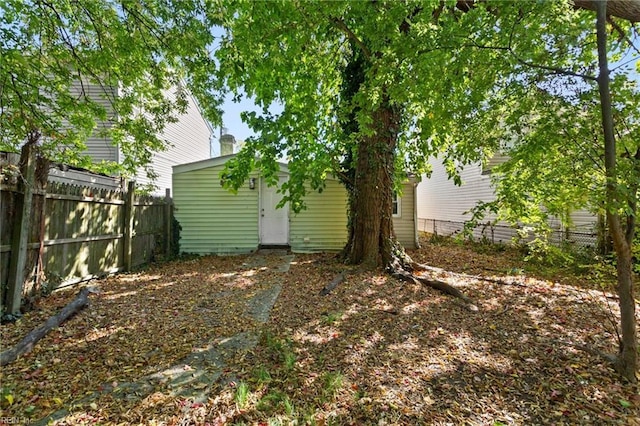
[
  {"left": 78, "top": 81, "right": 214, "bottom": 195},
  {"left": 417, "top": 157, "right": 598, "bottom": 245}
]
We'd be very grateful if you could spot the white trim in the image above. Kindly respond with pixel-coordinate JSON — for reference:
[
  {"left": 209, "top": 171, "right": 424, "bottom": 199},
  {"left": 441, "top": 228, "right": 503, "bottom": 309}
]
[
  {"left": 173, "top": 154, "right": 236, "bottom": 174},
  {"left": 173, "top": 153, "right": 290, "bottom": 175}
]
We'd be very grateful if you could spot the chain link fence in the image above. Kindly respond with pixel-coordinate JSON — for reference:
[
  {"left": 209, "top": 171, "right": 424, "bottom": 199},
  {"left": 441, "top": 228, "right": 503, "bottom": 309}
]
[{"left": 417, "top": 218, "right": 599, "bottom": 249}]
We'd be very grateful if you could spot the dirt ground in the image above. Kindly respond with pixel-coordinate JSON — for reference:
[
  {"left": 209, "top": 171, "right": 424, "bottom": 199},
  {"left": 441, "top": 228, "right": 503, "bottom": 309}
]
[{"left": 1, "top": 237, "right": 638, "bottom": 425}]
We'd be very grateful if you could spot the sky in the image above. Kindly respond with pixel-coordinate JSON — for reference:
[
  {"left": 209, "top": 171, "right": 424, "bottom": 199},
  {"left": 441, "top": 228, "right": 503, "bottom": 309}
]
[
  {"left": 209, "top": 94, "right": 258, "bottom": 157},
  {"left": 210, "top": 94, "right": 283, "bottom": 157},
  {"left": 219, "top": 95, "right": 257, "bottom": 142},
  {"left": 209, "top": 25, "right": 277, "bottom": 155}
]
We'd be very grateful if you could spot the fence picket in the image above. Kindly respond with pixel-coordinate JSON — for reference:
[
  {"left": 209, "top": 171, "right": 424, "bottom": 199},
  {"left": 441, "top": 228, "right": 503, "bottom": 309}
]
[{"left": 1, "top": 170, "right": 173, "bottom": 313}]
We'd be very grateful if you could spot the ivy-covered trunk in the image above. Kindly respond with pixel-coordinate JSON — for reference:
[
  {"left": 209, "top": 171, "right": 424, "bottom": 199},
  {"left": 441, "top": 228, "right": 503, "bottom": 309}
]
[{"left": 345, "top": 101, "right": 397, "bottom": 267}]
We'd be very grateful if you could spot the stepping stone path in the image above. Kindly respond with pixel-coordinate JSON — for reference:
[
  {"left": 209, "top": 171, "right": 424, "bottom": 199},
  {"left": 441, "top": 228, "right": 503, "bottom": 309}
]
[{"left": 35, "top": 252, "right": 294, "bottom": 425}]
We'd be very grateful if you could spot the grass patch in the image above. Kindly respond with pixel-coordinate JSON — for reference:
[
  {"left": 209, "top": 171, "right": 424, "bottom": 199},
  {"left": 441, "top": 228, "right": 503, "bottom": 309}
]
[
  {"left": 283, "top": 351, "right": 297, "bottom": 371},
  {"left": 320, "top": 371, "right": 344, "bottom": 402},
  {"left": 234, "top": 381, "right": 250, "bottom": 409},
  {"left": 261, "top": 330, "right": 297, "bottom": 372},
  {"left": 254, "top": 365, "right": 272, "bottom": 384},
  {"left": 256, "top": 390, "right": 289, "bottom": 413},
  {"left": 321, "top": 311, "right": 343, "bottom": 325}
]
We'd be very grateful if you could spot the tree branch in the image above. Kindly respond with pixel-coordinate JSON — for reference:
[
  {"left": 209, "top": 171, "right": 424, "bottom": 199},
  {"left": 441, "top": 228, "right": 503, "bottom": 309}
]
[
  {"left": 330, "top": 17, "right": 371, "bottom": 59},
  {"left": 574, "top": 0, "right": 640, "bottom": 23},
  {"left": 607, "top": 16, "right": 640, "bottom": 54},
  {"left": 0, "top": 287, "right": 96, "bottom": 366},
  {"left": 460, "top": 41, "right": 598, "bottom": 81}
]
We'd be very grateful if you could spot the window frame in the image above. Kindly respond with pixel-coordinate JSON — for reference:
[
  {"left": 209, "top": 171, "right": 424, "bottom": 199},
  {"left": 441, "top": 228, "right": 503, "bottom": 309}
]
[{"left": 392, "top": 192, "right": 401, "bottom": 218}]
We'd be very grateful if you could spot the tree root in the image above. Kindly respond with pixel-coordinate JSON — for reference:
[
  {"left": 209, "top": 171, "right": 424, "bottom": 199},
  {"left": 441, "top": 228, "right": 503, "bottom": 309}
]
[
  {"left": 320, "top": 271, "right": 346, "bottom": 295},
  {"left": 546, "top": 338, "right": 640, "bottom": 382},
  {"left": 388, "top": 243, "right": 478, "bottom": 311},
  {"left": 409, "top": 262, "right": 528, "bottom": 288},
  {"left": 0, "top": 287, "right": 97, "bottom": 367}
]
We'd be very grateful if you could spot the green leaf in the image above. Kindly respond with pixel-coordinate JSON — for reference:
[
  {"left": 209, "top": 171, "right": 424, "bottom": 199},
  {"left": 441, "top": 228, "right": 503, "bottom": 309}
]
[{"left": 3, "top": 393, "right": 14, "bottom": 405}]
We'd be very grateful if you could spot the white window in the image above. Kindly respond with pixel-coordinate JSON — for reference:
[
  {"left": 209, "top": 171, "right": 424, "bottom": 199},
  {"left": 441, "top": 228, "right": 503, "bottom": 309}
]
[{"left": 392, "top": 193, "right": 401, "bottom": 217}]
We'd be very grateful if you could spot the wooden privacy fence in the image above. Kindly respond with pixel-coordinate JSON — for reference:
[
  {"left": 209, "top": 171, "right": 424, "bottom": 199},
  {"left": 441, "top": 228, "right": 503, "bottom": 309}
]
[{"left": 1, "top": 150, "right": 174, "bottom": 315}]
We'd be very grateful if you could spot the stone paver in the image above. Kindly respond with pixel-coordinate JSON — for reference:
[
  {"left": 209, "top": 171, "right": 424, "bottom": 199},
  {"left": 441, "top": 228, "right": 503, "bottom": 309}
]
[{"left": 35, "top": 253, "right": 294, "bottom": 425}]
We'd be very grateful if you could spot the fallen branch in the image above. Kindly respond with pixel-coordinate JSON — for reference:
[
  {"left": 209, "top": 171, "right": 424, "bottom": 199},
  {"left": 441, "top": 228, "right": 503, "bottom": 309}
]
[
  {"left": 387, "top": 243, "right": 478, "bottom": 311},
  {"left": 548, "top": 338, "right": 618, "bottom": 365},
  {"left": 0, "top": 287, "right": 97, "bottom": 367},
  {"left": 320, "top": 271, "right": 346, "bottom": 296},
  {"left": 391, "top": 265, "right": 479, "bottom": 311},
  {"left": 411, "top": 262, "right": 528, "bottom": 287}
]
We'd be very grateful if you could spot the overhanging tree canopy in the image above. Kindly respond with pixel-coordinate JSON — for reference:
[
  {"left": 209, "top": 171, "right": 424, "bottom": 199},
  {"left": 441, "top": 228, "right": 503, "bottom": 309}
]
[
  {"left": 211, "top": 0, "right": 638, "bottom": 381},
  {"left": 0, "top": 0, "right": 222, "bottom": 175},
  {"left": 214, "top": 0, "right": 527, "bottom": 264},
  {"left": 213, "top": 1, "right": 624, "bottom": 263}
]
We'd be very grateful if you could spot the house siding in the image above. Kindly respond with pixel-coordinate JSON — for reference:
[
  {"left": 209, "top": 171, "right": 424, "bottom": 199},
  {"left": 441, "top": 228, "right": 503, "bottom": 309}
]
[
  {"left": 173, "top": 157, "right": 419, "bottom": 254},
  {"left": 570, "top": 209, "right": 598, "bottom": 231},
  {"left": 70, "top": 81, "right": 119, "bottom": 163},
  {"left": 417, "top": 159, "right": 515, "bottom": 242},
  {"left": 173, "top": 165, "right": 260, "bottom": 255},
  {"left": 136, "top": 88, "right": 212, "bottom": 194},
  {"left": 418, "top": 158, "right": 597, "bottom": 244},
  {"left": 394, "top": 182, "right": 418, "bottom": 249},
  {"left": 289, "top": 179, "right": 348, "bottom": 252},
  {"left": 70, "top": 81, "right": 211, "bottom": 194},
  {"left": 418, "top": 160, "right": 498, "bottom": 223}
]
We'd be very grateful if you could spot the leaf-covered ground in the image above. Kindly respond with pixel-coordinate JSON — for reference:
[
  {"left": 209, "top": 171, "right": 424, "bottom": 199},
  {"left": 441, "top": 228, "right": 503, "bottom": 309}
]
[{"left": 1, "top": 237, "right": 638, "bottom": 425}]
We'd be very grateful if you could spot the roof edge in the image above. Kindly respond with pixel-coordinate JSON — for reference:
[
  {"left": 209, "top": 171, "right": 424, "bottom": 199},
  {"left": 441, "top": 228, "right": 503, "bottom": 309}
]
[{"left": 173, "top": 154, "right": 290, "bottom": 174}]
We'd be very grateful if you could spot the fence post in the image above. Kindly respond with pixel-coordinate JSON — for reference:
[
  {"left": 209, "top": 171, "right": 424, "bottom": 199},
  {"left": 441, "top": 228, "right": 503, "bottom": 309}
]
[
  {"left": 6, "top": 144, "right": 37, "bottom": 315},
  {"left": 123, "top": 181, "right": 135, "bottom": 271},
  {"left": 164, "top": 188, "right": 172, "bottom": 258}
]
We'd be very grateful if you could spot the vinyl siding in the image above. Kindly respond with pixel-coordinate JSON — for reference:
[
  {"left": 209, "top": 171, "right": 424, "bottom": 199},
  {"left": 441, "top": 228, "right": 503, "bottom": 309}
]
[
  {"left": 417, "top": 159, "right": 515, "bottom": 242},
  {"left": 418, "top": 159, "right": 498, "bottom": 222},
  {"left": 289, "top": 179, "right": 348, "bottom": 252},
  {"left": 418, "top": 158, "right": 597, "bottom": 244},
  {"left": 393, "top": 182, "right": 417, "bottom": 249},
  {"left": 135, "top": 88, "right": 212, "bottom": 194},
  {"left": 174, "top": 158, "right": 418, "bottom": 253},
  {"left": 69, "top": 81, "right": 211, "bottom": 193},
  {"left": 70, "top": 81, "right": 119, "bottom": 162},
  {"left": 173, "top": 165, "right": 259, "bottom": 255},
  {"left": 483, "top": 153, "right": 509, "bottom": 174},
  {"left": 570, "top": 209, "right": 598, "bottom": 231}
]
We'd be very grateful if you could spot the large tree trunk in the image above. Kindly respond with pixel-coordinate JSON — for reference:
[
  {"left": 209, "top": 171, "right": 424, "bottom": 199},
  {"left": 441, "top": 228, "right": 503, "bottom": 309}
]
[
  {"left": 335, "top": 21, "right": 473, "bottom": 306},
  {"left": 595, "top": 0, "right": 637, "bottom": 383},
  {"left": 346, "top": 101, "right": 397, "bottom": 267},
  {"left": 340, "top": 100, "right": 476, "bottom": 307}
]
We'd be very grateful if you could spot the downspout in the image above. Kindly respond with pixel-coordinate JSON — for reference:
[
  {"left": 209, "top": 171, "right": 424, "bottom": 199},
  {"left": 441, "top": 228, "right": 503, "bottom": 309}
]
[{"left": 413, "top": 179, "right": 420, "bottom": 249}]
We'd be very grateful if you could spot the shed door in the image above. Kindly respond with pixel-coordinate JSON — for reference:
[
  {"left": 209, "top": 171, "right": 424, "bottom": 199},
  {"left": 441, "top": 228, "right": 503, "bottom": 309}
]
[{"left": 260, "top": 176, "right": 289, "bottom": 245}]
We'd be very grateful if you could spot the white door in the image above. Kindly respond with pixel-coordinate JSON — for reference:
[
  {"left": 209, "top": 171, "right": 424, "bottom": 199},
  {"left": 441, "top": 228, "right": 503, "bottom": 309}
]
[{"left": 260, "top": 176, "right": 289, "bottom": 245}]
